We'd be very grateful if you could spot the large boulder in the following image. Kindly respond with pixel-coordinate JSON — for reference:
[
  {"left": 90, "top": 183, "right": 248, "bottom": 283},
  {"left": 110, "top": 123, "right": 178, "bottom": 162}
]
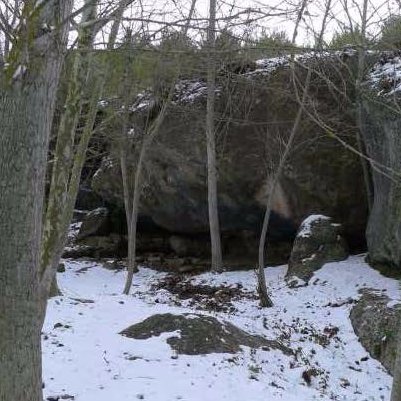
[
  {"left": 362, "top": 53, "right": 401, "bottom": 269},
  {"left": 93, "top": 55, "right": 368, "bottom": 256},
  {"left": 350, "top": 290, "right": 401, "bottom": 374},
  {"left": 64, "top": 234, "right": 123, "bottom": 259},
  {"left": 74, "top": 186, "right": 103, "bottom": 211},
  {"left": 286, "top": 215, "right": 348, "bottom": 284},
  {"left": 120, "top": 313, "right": 292, "bottom": 355},
  {"left": 77, "top": 207, "right": 111, "bottom": 240}
]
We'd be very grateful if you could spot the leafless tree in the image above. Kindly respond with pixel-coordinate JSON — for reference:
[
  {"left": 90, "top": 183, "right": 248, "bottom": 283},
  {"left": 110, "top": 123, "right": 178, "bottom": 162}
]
[
  {"left": 256, "top": 0, "right": 312, "bottom": 307},
  {"left": 41, "top": 0, "right": 132, "bottom": 297},
  {"left": 205, "top": 0, "right": 224, "bottom": 272}
]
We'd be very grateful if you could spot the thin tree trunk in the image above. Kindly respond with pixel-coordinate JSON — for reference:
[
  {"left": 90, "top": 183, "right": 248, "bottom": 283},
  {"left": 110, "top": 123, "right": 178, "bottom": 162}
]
[
  {"left": 123, "top": 151, "right": 144, "bottom": 294},
  {"left": 316, "top": 0, "right": 332, "bottom": 50},
  {"left": 182, "top": 0, "right": 197, "bottom": 35},
  {"left": 355, "top": 0, "right": 373, "bottom": 212},
  {"left": 0, "top": 1, "right": 72, "bottom": 400},
  {"left": 41, "top": 0, "right": 98, "bottom": 296},
  {"left": 119, "top": 34, "right": 138, "bottom": 289},
  {"left": 122, "top": 94, "right": 174, "bottom": 294},
  {"left": 256, "top": 0, "right": 311, "bottom": 307},
  {"left": 122, "top": 4, "right": 196, "bottom": 294},
  {"left": 257, "top": 68, "right": 312, "bottom": 307},
  {"left": 46, "top": 78, "right": 104, "bottom": 296},
  {"left": 42, "top": 0, "right": 128, "bottom": 296},
  {"left": 206, "top": 0, "right": 223, "bottom": 272},
  {"left": 291, "top": 0, "right": 308, "bottom": 45}
]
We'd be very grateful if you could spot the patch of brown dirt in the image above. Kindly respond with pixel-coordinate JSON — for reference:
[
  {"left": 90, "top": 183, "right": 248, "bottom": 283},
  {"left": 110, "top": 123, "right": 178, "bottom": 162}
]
[{"left": 152, "top": 274, "right": 257, "bottom": 312}]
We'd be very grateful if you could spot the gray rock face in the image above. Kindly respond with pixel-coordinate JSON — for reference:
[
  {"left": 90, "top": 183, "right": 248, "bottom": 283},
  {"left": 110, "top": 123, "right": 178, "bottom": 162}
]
[
  {"left": 169, "top": 235, "right": 209, "bottom": 257},
  {"left": 362, "top": 93, "right": 401, "bottom": 269},
  {"left": 120, "top": 313, "right": 292, "bottom": 355},
  {"left": 286, "top": 215, "right": 348, "bottom": 284},
  {"left": 77, "top": 207, "right": 110, "bottom": 239},
  {"left": 93, "top": 58, "right": 368, "bottom": 252},
  {"left": 350, "top": 290, "right": 401, "bottom": 374}
]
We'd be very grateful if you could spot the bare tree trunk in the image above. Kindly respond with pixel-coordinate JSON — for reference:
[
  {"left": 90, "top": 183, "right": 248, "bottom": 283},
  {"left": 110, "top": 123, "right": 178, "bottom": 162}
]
[
  {"left": 206, "top": 0, "right": 223, "bottom": 272},
  {"left": 316, "top": 0, "right": 332, "bottom": 49},
  {"left": 119, "top": 33, "right": 139, "bottom": 290},
  {"left": 355, "top": 0, "right": 373, "bottom": 212},
  {"left": 0, "top": 1, "right": 72, "bottom": 400},
  {"left": 257, "top": 68, "right": 312, "bottom": 307},
  {"left": 122, "top": 95, "right": 174, "bottom": 294},
  {"left": 42, "top": 0, "right": 128, "bottom": 297},
  {"left": 182, "top": 0, "right": 197, "bottom": 35},
  {"left": 41, "top": 0, "right": 98, "bottom": 296},
  {"left": 122, "top": 149, "right": 145, "bottom": 294},
  {"left": 256, "top": 0, "right": 311, "bottom": 307},
  {"left": 47, "top": 78, "right": 104, "bottom": 296},
  {"left": 291, "top": 0, "right": 308, "bottom": 45},
  {"left": 122, "top": 5, "right": 197, "bottom": 294}
]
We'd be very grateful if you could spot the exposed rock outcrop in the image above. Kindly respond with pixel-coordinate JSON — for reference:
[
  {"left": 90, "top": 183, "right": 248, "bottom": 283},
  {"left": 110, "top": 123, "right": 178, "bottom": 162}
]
[
  {"left": 286, "top": 215, "right": 348, "bottom": 285},
  {"left": 362, "top": 52, "right": 401, "bottom": 270},
  {"left": 120, "top": 313, "right": 292, "bottom": 355},
  {"left": 350, "top": 289, "right": 401, "bottom": 374},
  {"left": 77, "top": 207, "right": 110, "bottom": 239},
  {"left": 92, "top": 54, "right": 369, "bottom": 262}
]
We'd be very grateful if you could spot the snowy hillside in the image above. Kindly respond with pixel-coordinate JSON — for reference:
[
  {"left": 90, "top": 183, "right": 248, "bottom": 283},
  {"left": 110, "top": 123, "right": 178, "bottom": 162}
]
[{"left": 43, "top": 256, "right": 400, "bottom": 401}]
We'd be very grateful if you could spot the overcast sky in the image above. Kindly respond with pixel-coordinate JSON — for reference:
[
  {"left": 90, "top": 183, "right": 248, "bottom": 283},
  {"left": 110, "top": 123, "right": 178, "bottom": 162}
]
[
  {"left": 1, "top": 0, "right": 399, "bottom": 51},
  {"left": 115, "top": 0, "right": 400, "bottom": 46}
]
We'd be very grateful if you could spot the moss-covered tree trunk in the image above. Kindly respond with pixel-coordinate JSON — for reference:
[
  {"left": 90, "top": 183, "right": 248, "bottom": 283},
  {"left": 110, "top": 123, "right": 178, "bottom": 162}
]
[
  {"left": 41, "top": 0, "right": 98, "bottom": 296},
  {"left": 42, "top": 0, "right": 129, "bottom": 297},
  {"left": 0, "top": 1, "right": 72, "bottom": 400}
]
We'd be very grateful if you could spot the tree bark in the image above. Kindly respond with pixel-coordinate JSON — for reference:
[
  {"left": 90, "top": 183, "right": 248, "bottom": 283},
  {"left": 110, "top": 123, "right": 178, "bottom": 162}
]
[
  {"left": 206, "top": 0, "right": 223, "bottom": 272},
  {"left": 355, "top": 0, "right": 373, "bottom": 212},
  {"left": 42, "top": 0, "right": 128, "bottom": 296},
  {"left": 0, "top": 1, "right": 72, "bottom": 400},
  {"left": 41, "top": 0, "right": 98, "bottom": 297}
]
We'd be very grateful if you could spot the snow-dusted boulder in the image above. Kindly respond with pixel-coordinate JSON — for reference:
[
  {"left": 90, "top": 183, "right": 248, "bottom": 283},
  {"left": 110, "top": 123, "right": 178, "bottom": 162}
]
[
  {"left": 77, "top": 207, "right": 111, "bottom": 239},
  {"left": 362, "top": 51, "right": 401, "bottom": 270},
  {"left": 350, "top": 289, "right": 401, "bottom": 374},
  {"left": 286, "top": 215, "right": 348, "bottom": 285}
]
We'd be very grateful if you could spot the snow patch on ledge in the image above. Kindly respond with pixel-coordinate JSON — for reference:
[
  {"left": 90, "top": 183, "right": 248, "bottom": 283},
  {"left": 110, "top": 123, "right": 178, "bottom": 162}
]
[
  {"left": 298, "top": 215, "right": 331, "bottom": 238},
  {"left": 243, "top": 51, "right": 350, "bottom": 78},
  {"left": 387, "top": 299, "right": 401, "bottom": 308},
  {"left": 368, "top": 53, "right": 401, "bottom": 96}
]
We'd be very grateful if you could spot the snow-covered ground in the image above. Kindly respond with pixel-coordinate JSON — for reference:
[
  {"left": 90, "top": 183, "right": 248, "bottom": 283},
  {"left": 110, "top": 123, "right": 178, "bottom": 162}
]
[{"left": 43, "top": 256, "right": 400, "bottom": 401}]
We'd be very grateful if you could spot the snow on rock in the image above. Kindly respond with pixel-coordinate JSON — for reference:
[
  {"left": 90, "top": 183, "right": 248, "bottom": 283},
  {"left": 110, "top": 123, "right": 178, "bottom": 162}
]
[
  {"left": 242, "top": 51, "right": 347, "bottom": 78},
  {"left": 297, "top": 214, "right": 331, "bottom": 238},
  {"left": 173, "top": 80, "right": 210, "bottom": 104},
  {"left": 387, "top": 299, "right": 401, "bottom": 308},
  {"left": 368, "top": 52, "right": 401, "bottom": 96},
  {"left": 43, "top": 256, "right": 399, "bottom": 401},
  {"left": 243, "top": 56, "right": 290, "bottom": 77}
]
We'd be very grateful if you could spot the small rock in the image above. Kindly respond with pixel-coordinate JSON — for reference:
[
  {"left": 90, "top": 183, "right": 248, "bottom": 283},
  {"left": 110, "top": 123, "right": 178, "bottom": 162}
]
[{"left": 57, "top": 263, "right": 66, "bottom": 273}]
